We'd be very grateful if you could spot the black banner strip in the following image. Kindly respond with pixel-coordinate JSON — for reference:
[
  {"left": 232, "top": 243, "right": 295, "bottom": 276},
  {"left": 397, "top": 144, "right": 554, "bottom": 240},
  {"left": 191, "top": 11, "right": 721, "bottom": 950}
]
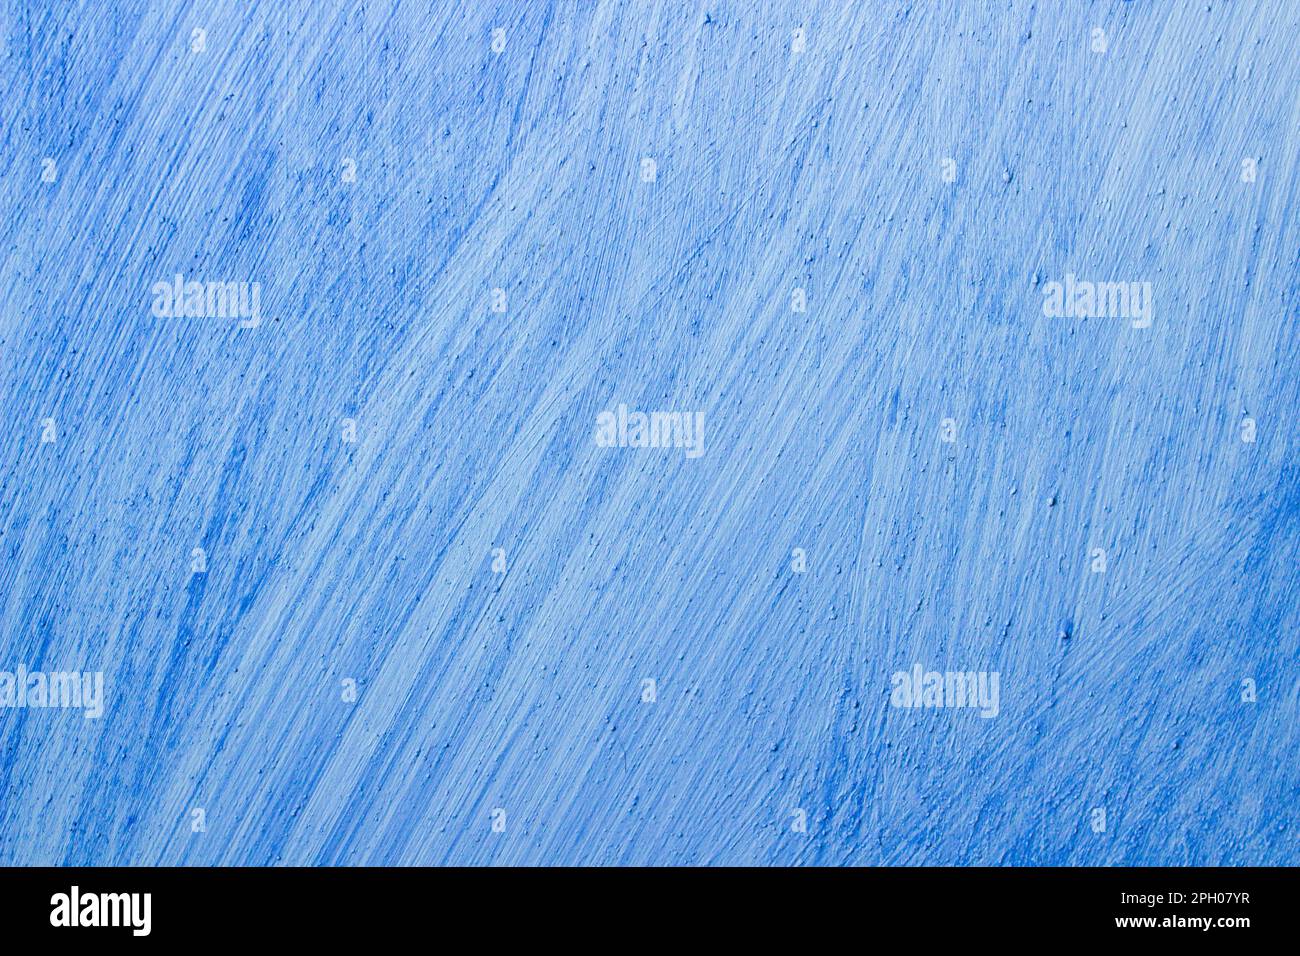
[{"left": 0, "top": 866, "right": 1288, "bottom": 943}]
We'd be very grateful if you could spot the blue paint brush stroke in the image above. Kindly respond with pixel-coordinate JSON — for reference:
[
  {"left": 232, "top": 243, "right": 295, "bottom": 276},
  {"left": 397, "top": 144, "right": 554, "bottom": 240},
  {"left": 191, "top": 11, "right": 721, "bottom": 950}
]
[{"left": 0, "top": 1, "right": 1297, "bottom": 865}]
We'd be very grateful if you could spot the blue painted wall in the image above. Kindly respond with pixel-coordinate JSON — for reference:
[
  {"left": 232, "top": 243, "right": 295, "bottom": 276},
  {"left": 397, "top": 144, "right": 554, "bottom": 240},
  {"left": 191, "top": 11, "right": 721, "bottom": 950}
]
[{"left": 1, "top": 1, "right": 1296, "bottom": 865}]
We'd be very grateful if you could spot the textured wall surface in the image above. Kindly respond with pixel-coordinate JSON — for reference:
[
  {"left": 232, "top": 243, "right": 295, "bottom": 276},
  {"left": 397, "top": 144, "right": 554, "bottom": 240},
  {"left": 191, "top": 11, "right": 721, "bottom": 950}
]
[{"left": 0, "top": 1, "right": 1297, "bottom": 866}]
